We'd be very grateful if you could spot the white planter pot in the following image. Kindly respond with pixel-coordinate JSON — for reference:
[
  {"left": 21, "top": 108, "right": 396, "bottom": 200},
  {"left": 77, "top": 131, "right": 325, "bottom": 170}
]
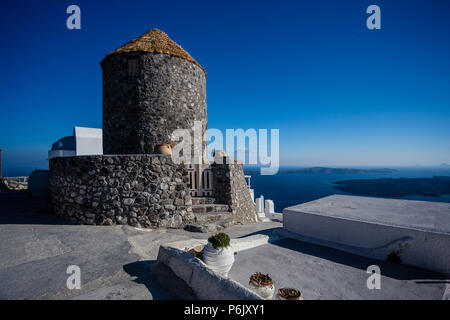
[
  {"left": 202, "top": 242, "right": 235, "bottom": 277},
  {"left": 248, "top": 280, "right": 275, "bottom": 299}
]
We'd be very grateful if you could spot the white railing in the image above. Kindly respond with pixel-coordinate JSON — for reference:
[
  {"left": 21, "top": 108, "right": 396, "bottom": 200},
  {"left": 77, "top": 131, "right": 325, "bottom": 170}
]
[
  {"left": 5, "top": 176, "right": 29, "bottom": 183},
  {"left": 244, "top": 175, "right": 255, "bottom": 202},
  {"left": 186, "top": 164, "right": 213, "bottom": 197}
]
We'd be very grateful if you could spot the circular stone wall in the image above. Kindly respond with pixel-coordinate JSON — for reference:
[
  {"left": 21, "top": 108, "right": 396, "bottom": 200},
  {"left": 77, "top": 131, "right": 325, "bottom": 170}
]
[
  {"left": 49, "top": 155, "right": 194, "bottom": 228},
  {"left": 101, "top": 53, "right": 207, "bottom": 155}
]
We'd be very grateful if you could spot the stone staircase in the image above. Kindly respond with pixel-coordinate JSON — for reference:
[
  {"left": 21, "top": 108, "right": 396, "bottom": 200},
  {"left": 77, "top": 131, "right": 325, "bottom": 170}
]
[{"left": 185, "top": 197, "right": 234, "bottom": 233}]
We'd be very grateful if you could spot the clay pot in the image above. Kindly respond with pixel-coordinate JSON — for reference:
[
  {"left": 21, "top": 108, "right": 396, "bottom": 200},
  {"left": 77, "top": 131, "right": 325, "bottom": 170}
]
[
  {"left": 155, "top": 144, "right": 172, "bottom": 155},
  {"left": 202, "top": 242, "right": 235, "bottom": 277},
  {"left": 249, "top": 276, "right": 275, "bottom": 299},
  {"left": 187, "top": 246, "right": 204, "bottom": 260},
  {"left": 277, "top": 288, "right": 303, "bottom": 300}
]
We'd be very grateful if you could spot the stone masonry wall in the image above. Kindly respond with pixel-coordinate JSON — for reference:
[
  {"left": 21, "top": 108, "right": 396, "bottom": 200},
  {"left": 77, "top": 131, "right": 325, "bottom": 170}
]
[
  {"left": 49, "top": 155, "right": 194, "bottom": 228},
  {"left": 102, "top": 53, "right": 207, "bottom": 156},
  {"left": 212, "top": 157, "right": 259, "bottom": 224}
]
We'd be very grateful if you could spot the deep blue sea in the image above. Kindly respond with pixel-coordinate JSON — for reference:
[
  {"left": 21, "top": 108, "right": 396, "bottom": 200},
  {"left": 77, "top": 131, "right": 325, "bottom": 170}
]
[{"left": 248, "top": 167, "right": 450, "bottom": 213}]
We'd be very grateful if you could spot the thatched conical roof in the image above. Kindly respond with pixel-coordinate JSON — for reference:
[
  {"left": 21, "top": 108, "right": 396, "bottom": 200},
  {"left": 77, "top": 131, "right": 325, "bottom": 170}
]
[{"left": 103, "top": 28, "right": 205, "bottom": 73}]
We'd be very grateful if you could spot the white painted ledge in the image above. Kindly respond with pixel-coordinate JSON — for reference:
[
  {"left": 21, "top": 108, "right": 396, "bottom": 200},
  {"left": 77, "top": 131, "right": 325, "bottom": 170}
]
[
  {"left": 156, "top": 234, "right": 272, "bottom": 300},
  {"left": 283, "top": 195, "right": 450, "bottom": 275}
]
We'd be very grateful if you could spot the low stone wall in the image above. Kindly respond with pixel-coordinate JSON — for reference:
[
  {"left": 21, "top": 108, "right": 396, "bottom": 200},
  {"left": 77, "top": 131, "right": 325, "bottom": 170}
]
[
  {"left": 212, "top": 158, "right": 259, "bottom": 224},
  {"left": 49, "top": 155, "right": 194, "bottom": 228}
]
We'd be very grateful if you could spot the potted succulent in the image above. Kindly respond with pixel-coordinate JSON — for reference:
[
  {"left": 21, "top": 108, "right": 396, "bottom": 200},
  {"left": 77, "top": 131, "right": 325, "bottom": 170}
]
[
  {"left": 277, "top": 288, "right": 303, "bottom": 300},
  {"left": 249, "top": 272, "right": 275, "bottom": 299},
  {"left": 202, "top": 233, "right": 234, "bottom": 277}
]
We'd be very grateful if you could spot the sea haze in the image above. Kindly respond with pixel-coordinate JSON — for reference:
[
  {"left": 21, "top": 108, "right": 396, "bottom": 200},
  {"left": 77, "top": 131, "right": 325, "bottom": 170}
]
[{"left": 245, "top": 167, "right": 450, "bottom": 213}]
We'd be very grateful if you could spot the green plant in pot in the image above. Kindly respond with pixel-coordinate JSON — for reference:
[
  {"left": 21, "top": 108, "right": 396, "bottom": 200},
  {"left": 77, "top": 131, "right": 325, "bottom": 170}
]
[
  {"left": 249, "top": 272, "right": 275, "bottom": 299},
  {"left": 202, "top": 233, "right": 234, "bottom": 277}
]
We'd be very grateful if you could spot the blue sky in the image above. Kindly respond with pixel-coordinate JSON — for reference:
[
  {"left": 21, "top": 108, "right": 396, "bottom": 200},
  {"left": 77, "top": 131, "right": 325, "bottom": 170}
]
[{"left": 1, "top": 0, "right": 449, "bottom": 175}]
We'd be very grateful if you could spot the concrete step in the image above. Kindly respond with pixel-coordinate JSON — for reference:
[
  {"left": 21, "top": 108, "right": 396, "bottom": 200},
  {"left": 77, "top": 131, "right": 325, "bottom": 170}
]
[
  {"left": 184, "top": 218, "right": 234, "bottom": 233},
  {"left": 194, "top": 212, "right": 233, "bottom": 223},
  {"left": 192, "top": 204, "right": 231, "bottom": 214},
  {"left": 191, "top": 197, "right": 216, "bottom": 205}
]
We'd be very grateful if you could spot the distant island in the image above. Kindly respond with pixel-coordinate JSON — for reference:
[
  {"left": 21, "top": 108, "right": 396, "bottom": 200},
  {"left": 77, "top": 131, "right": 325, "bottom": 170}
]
[
  {"left": 282, "top": 167, "right": 398, "bottom": 174},
  {"left": 333, "top": 176, "right": 450, "bottom": 198},
  {"left": 244, "top": 167, "right": 398, "bottom": 175}
]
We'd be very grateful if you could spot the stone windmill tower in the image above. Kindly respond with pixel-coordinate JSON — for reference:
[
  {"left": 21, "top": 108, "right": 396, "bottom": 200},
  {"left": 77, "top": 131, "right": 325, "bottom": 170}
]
[
  {"left": 49, "top": 28, "right": 258, "bottom": 231},
  {"left": 101, "top": 29, "right": 207, "bottom": 158}
]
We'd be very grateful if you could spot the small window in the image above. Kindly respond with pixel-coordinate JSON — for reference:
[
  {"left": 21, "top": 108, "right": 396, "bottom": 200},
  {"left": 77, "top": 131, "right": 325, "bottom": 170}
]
[{"left": 128, "top": 59, "right": 139, "bottom": 77}]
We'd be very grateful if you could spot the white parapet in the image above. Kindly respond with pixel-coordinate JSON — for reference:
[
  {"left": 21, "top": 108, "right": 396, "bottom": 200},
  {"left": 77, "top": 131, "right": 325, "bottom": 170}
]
[
  {"left": 48, "top": 149, "right": 76, "bottom": 160},
  {"left": 74, "top": 126, "right": 103, "bottom": 156},
  {"left": 264, "top": 200, "right": 274, "bottom": 214},
  {"left": 255, "top": 196, "right": 264, "bottom": 213},
  {"left": 49, "top": 126, "right": 103, "bottom": 160},
  {"left": 249, "top": 188, "right": 255, "bottom": 202},
  {"left": 283, "top": 195, "right": 450, "bottom": 275},
  {"left": 255, "top": 196, "right": 271, "bottom": 222}
]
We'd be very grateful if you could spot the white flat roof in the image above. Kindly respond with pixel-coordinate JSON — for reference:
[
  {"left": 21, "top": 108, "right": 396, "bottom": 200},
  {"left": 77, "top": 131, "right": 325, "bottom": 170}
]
[{"left": 284, "top": 195, "right": 450, "bottom": 235}]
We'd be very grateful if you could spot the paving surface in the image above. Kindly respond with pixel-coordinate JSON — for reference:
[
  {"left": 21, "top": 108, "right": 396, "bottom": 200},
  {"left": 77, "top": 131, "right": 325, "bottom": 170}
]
[
  {"left": 0, "top": 191, "right": 281, "bottom": 300},
  {"left": 285, "top": 195, "right": 450, "bottom": 234},
  {"left": 1, "top": 191, "right": 448, "bottom": 300},
  {"left": 229, "top": 238, "right": 448, "bottom": 300}
]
